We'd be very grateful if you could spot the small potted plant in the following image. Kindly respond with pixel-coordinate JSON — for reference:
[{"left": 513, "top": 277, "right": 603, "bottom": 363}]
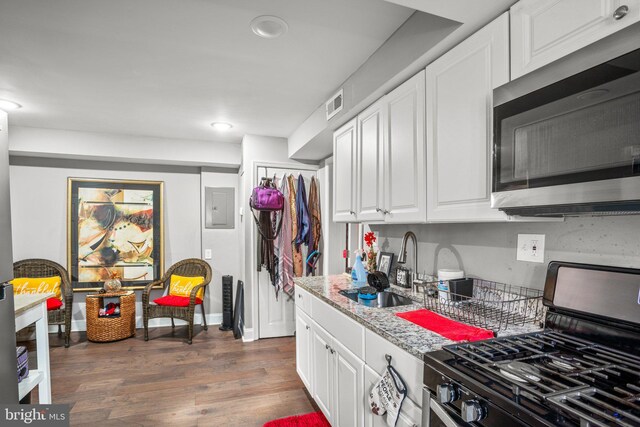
[{"left": 364, "top": 231, "right": 377, "bottom": 273}]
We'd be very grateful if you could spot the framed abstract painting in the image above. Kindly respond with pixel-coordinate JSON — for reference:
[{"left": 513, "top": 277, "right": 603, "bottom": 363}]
[{"left": 67, "top": 178, "right": 164, "bottom": 291}]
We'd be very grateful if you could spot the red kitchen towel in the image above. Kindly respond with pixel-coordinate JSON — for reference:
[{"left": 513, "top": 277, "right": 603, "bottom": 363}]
[{"left": 395, "top": 309, "right": 494, "bottom": 342}]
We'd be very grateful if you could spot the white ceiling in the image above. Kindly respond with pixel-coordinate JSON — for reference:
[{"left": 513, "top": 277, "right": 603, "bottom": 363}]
[{"left": 0, "top": 0, "right": 413, "bottom": 144}]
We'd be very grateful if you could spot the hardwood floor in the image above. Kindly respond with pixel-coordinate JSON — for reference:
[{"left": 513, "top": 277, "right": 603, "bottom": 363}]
[{"left": 24, "top": 325, "right": 316, "bottom": 426}]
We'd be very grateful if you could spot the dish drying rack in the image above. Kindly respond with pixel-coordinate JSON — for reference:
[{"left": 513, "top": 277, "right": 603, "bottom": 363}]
[{"left": 416, "top": 279, "right": 545, "bottom": 332}]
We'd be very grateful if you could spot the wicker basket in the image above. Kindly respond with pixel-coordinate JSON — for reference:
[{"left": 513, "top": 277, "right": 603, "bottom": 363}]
[{"left": 86, "top": 291, "right": 136, "bottom": 342}]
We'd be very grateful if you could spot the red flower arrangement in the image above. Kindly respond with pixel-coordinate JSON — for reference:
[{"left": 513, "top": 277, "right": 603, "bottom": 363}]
[{"left": 364, "top": 232, "right": 377, "bottom": 272}]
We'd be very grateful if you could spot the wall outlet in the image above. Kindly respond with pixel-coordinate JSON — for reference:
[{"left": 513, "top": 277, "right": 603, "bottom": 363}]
[
  {"left": 517, "top": 234, "right": 545, "bottom": 263},
  {"left": 204, "top": 249, "right": 212, "bottom": 260}
]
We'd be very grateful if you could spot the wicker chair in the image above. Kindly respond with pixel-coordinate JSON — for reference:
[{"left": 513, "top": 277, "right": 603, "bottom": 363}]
[
  {"left": 142, "top": 258, "right": 212, "bottom": 344},
  {"left": 13, "top": 259, "right": 74, "bottom": 348}
]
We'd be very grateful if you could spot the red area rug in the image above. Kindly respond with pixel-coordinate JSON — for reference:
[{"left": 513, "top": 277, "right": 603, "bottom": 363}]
[
  {"left": 264, "top": 411, "right": 330, "bottom": 427},
  {"left": 396, "top": 308, "right": 495, "bottom": 342}
]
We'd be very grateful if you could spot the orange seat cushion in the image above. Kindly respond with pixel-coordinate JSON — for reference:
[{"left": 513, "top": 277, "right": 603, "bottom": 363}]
[{"left": 153, "top": 295, "right": 203, "bottom": 307}]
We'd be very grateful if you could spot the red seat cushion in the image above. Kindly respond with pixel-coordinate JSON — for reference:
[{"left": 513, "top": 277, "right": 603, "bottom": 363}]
[
  {"left": 46, "top": 298, "right": 63, "bottom": 311},
  {"left": 153, "top": 295, "right": 203, "bottom": 307}
]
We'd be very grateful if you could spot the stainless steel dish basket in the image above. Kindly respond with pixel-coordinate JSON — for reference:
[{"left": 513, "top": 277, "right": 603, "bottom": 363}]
[{"left": 419, "top": 279, "right": 545, "bottom": 332}]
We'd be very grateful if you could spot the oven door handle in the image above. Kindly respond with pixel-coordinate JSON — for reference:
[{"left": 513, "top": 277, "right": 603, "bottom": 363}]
[{"left": 430, "top": 398, "right": 462, "bottom": 427}]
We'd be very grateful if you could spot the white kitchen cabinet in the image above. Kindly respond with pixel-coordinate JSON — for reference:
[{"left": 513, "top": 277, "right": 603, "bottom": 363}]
[
  {"left": 333, "top": 338, "right": 365, "bottom": 427},
  {"left": 295, "top": 307, "right": 313, "bottom": 393},
  {"left": 364, "top": 365, "right": 422, "bottom": 427},
  {"left": 384, "top": 70, "right": 427, "bottom": 224},
  {"left": 333, "top": 70, "right": 426, "bottom": 224},
  {"left": 311, "top": 319, "right": 365, "bottom": 426},
  {"left": 333, "top": 118, "right": 357, "bottom": 222},
  {"left": 312, "top": 323, "right": 335, "bottom": 423},
  {"left": 511, "top": 0, "right": 640, "bottom": 79},
  {"left": 356, "top": 98, "right": 386, "bottom": 222},
  {"left": 425, "top": 13, "right": 509, "bottom": 222}
]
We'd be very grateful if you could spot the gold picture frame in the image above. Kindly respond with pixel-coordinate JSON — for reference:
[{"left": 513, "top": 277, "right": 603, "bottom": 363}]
[{"left": 67, "top": 178, "right": 164, "bottom": 291}]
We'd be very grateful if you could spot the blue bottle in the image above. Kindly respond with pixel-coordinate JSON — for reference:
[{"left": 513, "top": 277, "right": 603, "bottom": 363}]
[{"left": 351, "top": 253, "right": 368, "bottom": 286}]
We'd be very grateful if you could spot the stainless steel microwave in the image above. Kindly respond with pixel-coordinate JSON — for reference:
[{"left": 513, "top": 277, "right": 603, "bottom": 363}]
[{"left": 491, "top": 25, "right": 640, "bottom": 217}]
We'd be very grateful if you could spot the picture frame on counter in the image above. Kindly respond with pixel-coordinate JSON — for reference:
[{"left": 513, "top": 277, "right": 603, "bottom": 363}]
[{"left": 377, "top": 252, "right": 394, "bottom": 277}]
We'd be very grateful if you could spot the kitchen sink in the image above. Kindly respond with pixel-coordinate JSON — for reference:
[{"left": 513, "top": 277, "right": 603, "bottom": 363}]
[{"left": 339, "top": 289, "right": 416, "bottom": 308}]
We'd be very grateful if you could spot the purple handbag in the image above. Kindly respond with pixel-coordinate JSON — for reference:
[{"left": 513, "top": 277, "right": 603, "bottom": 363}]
[
  {"left": 250, "top": 179, "right": 284, "bottom": 211},
  {"left": 250, "top": 178, "right": 284, "bottom": 240}
]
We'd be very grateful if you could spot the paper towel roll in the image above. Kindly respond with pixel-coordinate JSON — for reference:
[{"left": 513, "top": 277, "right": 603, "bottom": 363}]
[{"left": 437, "top": 269, "right": 464, "bottom": 281}]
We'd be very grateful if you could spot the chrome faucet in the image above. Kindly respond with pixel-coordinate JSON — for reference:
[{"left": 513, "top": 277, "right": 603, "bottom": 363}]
[{"left": 398, "top": 231, "right": 418, "bottom": 291}]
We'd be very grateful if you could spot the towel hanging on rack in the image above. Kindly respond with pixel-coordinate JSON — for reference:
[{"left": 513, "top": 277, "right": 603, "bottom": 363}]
[{"left": 369, "top": 355, "right": 407, "bottom": 427}]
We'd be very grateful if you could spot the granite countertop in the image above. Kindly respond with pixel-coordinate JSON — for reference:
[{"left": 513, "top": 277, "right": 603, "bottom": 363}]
[{"left": 294, "top": 275, "right": 541, "bottom": 359}]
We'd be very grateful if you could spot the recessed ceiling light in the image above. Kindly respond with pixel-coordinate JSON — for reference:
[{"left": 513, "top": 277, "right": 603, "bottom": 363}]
[
  {"left": 0, "top": 99, "right": 22, "bottom": 111},
  {"left": 211, "top": 122, "right": 233, "bottom": 131},
  {"left": 250, "top": 15, "right": 288, "bottom": 39}
]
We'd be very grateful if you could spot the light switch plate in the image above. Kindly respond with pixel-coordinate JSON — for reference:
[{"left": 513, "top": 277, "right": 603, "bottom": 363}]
[
  {"left": 517, "top": 234, "right": 545, "bottom": 263},
  {"left": 204, "top": 249, "right": 212, "bottom": 260}
]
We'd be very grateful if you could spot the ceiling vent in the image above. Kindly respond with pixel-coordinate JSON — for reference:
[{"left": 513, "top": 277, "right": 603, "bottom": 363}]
[{"left": 325, "top": 89, "right": 343, "bottom": 121}]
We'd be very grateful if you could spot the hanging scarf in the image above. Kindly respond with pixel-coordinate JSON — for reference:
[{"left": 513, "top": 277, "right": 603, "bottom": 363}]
[
  {"left": 258, "top": 210, "right": 275, "bottom": 284},
  {"left": 307, "top": 176, "right": 322, "bottom": 275},
  {"left": 295, "top": 174, "right": 310, "bottom": 248},
  {"left": 288, "top": 175, "right": 303, "bottom": 277},
  {"left": 277, "top": 176, "right": 295, "bottom": 297}
]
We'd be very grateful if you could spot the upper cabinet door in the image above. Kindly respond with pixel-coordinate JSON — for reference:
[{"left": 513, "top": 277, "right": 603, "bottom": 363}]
[
  {"left": 384, "top": 71, "right": 427, "bottom": 224},
  {"left": 511, "top": 0, "right": 640, "bottom": 79},
  {"left": 356, "top": 99, "right": 386, "bottom": 222},
  {"left": 426, "top": 13, "right": 509, "bottom": 223},
  {"left": 333, "top": 118, "right": 357, "bottom": 222}
]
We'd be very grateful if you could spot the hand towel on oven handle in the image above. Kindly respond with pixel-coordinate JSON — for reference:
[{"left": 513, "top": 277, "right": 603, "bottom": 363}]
[{"left": 368, "top": 362, "right": 407, "bottom": 427}]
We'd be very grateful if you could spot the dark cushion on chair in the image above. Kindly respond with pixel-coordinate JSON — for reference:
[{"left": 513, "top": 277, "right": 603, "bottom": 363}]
[
  {"left": 46, "top": 298, "right": 63, "bottom": 311},
  {"left": 153, "top": 295, "right": 203, "bottom": 307}
]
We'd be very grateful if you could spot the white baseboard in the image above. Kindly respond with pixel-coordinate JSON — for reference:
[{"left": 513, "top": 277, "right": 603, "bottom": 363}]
[
  {"left": 50, "top": 313, "right": 223, "bottom": 333},
  {"left": 242, "top": 328, "right": 255, "bottom": 342}
]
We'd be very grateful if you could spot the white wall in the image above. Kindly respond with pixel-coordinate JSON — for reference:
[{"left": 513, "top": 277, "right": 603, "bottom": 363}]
[
  {"left": 201, "top": 167, "right": 242, "bottom": 318},
  {"left": 9, "top": 156, "right": 204, "bottom": 330},
  {"left": 372, "top": 216, "right": 640, "bottom": 291},
  {"left": 10, "top": 126, "right": 241, "bottom": 168}
]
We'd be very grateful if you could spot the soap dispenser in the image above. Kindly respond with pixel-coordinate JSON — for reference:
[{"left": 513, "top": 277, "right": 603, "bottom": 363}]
[{"left": 351, "top": 253, "right": 368, "bottom": 286}]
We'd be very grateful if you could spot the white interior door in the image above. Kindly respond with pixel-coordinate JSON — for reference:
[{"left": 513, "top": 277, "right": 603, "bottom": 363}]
[{"left": 257, "top": 166, "right": 317, "bottom": 338}]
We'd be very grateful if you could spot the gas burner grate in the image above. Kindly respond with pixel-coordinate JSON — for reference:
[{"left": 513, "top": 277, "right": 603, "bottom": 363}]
[{"left": 444, "top": 331, "right": 640, "bottom": 426}]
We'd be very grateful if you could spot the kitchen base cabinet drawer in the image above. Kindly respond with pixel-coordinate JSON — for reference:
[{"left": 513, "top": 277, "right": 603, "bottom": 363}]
[
  {"left": 295, "top": 286, "right": 312, "bottom": 315},
  {"left": 312, "top": 297, "right": 365, "bottom": 358},
  {"left": 365, "top": 329, "right": 423, "bottom": 405}
]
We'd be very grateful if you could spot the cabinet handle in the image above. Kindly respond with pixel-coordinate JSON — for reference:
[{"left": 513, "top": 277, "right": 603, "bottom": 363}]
[
  {"left": 298, "top": 294, "right": 302, "bottom": 299},
  {"left": 349, "top": 211, "right": 355, "bottom": 215},
  {"left": 305, "top": 325, "right": 310, "bottom": 330},
  {"left": 383, "top": 210, "right": 390, "bottom": 215},
  {"left": 614, "top": 5, "right": 629, "bottom": 19},
  {"left": 330, "top": 348, "right": 335, "bottom": 354},
  {"left": 325, "top": 344, "right": 330, "bottom": 350}
]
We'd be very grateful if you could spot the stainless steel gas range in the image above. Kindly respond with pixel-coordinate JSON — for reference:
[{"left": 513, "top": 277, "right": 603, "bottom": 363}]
[{"left": 422, "top": 261, "right": 640, "bottom": 427}]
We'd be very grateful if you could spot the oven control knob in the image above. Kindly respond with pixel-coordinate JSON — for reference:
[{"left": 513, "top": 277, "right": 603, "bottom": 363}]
[
  {"left": 437, "top": 383, "right": 459, "bottom": 404},
  {"left": 461, "top": 400, "right": 486, "bottom": 423}
]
